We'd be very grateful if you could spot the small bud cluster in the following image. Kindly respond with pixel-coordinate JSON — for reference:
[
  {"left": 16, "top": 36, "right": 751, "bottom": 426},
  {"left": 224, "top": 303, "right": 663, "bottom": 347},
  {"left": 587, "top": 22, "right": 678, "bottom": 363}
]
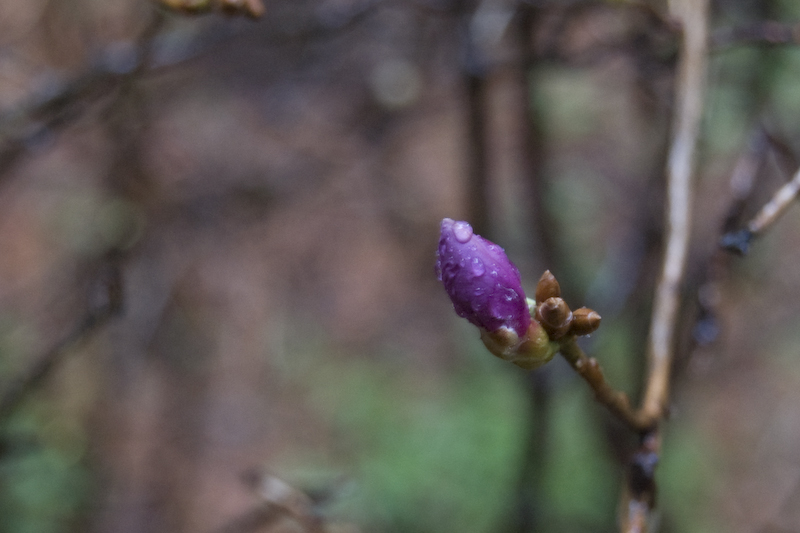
[{"left": 436, "top": 219, "right": 601, "bottom": 370}]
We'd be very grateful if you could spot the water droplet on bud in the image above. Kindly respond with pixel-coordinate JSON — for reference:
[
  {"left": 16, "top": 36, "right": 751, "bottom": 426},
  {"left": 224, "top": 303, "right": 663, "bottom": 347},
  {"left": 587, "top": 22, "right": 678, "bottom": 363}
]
[
  {"left": 452, "top": 221, "right": 473, "bottom": 243},
  {"left": 470, "top": 257, "right": 485, "bottom": 277}
]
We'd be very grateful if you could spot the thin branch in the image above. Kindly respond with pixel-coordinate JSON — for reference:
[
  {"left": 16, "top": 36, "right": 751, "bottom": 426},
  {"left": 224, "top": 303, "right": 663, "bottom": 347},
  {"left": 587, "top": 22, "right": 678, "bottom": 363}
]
[
  {"left": 0, "top": 14, "right": 164, "bottom": 416},
  {"left": 460, "top": 0, "right": 493, "bottom": 238},
  {"left": 0, "top": 10, "right": 166, "bottom": 184},
  {"left": 721, "top": 164, "right": 800, "bottom": 255},
  {"left": 0, "top": 260, "right": 123, "bottom": 419},
  {"left": 0, "top": 70, "right": 118, "bottom": 179},
  {"left": 0, "top": 312, "right": 113, "bottom": 418},
  {"left": 640, "top": 0, "right": 709, "bottom": 427},
  {"left": 681, "top": 127, "right": 769, "bottom": 357},
  {"left": 559, "top": 337, "right": 653, "bottom": 431},
  {"left": 565, "top": 0, "right": 709, "bottom": 433},
  {"left": 747, "top": 165, "right": 800, "bottom": 232},
  {"left": 615, "top": 1, "right": 710, "bottom": 531}
]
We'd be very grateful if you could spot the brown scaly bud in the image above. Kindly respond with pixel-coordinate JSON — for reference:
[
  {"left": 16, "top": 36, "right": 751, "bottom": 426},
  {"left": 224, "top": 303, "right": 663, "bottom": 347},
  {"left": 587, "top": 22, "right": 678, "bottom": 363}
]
[
  {"left": 570, "top": 307, "right": 601, "bottom": 336},
  {"left": 535, "top": 270, "right": 561, "bottom": 303},
  {"left": 535, "top": 297, "right": 573, "bottom": 339}
]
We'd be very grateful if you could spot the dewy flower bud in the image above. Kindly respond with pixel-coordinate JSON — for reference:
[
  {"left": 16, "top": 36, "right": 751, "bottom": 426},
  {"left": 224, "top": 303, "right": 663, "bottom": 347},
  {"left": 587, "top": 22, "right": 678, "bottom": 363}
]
[
  {"left": 436, "top": 218, "right": 558, "bottom": 369},
  {"left": 436, "top": 218, "right": 530, "bottom": 337}
]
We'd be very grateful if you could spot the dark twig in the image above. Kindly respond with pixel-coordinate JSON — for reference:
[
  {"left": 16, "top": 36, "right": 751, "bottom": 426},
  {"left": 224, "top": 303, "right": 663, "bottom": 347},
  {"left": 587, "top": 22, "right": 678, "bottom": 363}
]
[
  {"left": 0, "top": 310, "right": 114, "bottom": 419},
  {"left": 682, "top": 127, "right": 770, "bottom": 357},
  {"left": 0, "top": 10, "right": 166, "bottom": 184},
  {"left": 464, "top": 71, "right": 491, "bottom": 237},
  {"left": 0, "top": 70, "right": 118, "bottom": 179},
  {"left": 0, "top": 260, "right": 123, "bottom": 419},
  {"left": 0, "top": 10, "right": 164, "bottom": 417},
  {"left": 461, "top": 0, "right": 492, "bottom": 238},
  {"left": 620, "top": 433, "right": 659, "bottom": 533}
]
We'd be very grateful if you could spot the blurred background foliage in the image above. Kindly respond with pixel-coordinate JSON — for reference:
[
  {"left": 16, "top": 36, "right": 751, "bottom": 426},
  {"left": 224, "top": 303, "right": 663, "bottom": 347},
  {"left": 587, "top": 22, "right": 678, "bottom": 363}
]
[{"left": 1, "top": 0, "right": 800, "bottom": 532}]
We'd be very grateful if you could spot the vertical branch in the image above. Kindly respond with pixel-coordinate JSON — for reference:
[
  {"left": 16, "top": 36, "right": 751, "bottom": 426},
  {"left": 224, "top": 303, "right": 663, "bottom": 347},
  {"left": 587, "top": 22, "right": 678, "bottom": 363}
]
[
  {"left": 620, "top": 1, "right": 709, "bottom": 531},
  {"left": 460, "top": 0, "right": 492, "bottom": 238},
  {"left": 465, "top": 72, "right": 491, "bottom": 237},
  {"left": 508, "top": 6, "right": 559, "bottom": 533},
  {"left": 640, "top": 0, "right": 709, "bottom": 424}
]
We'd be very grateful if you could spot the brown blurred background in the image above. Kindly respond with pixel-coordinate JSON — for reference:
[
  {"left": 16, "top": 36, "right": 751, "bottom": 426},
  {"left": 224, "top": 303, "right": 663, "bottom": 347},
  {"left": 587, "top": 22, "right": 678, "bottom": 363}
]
[{"left": 1, "top": 1, "right": 800, "bottom": 532}]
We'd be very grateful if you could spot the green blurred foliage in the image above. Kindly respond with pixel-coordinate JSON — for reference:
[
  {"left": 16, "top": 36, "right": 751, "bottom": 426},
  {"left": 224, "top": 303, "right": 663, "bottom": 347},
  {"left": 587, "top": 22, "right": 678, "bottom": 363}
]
[
  {"left": 282, "top": 331, "right": 527, "bottom": 532},
  {"left": 0, "top": 406, "right": 92, "bottom": 533},
  {"left": 659, "top": 424, "right": 718, "bottom": 533},
  {"left": 540, "top": 381, "right": 619, "bottom": 529},
  {"left": 274, "top": 318, "right": 718, "bottom": 533}
]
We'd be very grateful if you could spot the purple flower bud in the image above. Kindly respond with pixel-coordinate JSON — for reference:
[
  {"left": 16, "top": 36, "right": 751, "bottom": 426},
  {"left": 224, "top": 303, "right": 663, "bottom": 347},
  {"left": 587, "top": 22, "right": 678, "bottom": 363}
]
[{"left": 436, "top": 218, "right": 531, "bottom": 337}]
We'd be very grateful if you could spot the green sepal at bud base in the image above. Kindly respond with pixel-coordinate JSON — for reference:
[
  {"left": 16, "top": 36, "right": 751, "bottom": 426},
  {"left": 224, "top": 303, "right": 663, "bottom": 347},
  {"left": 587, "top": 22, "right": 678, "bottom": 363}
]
[{"left": 479, "top": 320, "right": 558, "bottom": 370}]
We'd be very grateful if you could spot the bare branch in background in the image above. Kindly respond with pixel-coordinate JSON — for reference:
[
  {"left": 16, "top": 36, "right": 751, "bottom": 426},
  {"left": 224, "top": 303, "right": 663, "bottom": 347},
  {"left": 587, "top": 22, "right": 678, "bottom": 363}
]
[
  {"left": 0, "top": 70, "right": 117, "bottom": 179},
  {"left": 0, "top": 9, "right": 165, "bottom": 419},
  {"left": 0, "top": 259, "right": 123, "bottom": 419},
  {"left": 681, "top": 127, "right": 770, "bottom": 360},
  {"left": 461, "top": 0, "right": 493, "bottom": 238},
  {"left": 0, "top": 10, "right": 166, "bottom": 184},
  {"left": 746, "top": 166, "right": 800, "bottom": 232},
  {"left": 721, "top": 164, "right": 800, "bottom": 255}
]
